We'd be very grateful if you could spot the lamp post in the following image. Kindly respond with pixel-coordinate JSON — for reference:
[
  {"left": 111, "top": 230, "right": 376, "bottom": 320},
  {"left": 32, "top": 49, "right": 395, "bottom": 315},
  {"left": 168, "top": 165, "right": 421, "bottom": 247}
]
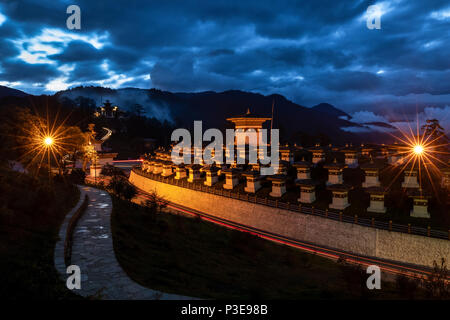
[
  {"left": 43, "top": 136, "right": 54, "bottom": 181},
  {"left": 94, "top": 154, "right": 98, "bottom": 185}
]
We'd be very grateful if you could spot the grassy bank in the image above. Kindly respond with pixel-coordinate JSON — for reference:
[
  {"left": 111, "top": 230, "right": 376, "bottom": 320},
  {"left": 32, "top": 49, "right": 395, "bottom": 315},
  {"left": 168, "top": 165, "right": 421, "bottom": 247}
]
[
  {"left": 0, "top": 168, "right": 82, "bottom": 300},
  {"left": 111, "top": 196, "right": 419, "bottom": 299}
]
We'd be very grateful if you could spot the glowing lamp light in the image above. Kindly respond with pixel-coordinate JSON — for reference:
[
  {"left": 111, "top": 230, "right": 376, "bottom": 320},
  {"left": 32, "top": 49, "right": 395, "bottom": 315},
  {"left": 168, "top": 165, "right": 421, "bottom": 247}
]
[
  {"left": 43, "top": 136, "right": 54, "bottom": 147},
  {"left": 413, "top": 145, "right": 424, "bottom": 155}
]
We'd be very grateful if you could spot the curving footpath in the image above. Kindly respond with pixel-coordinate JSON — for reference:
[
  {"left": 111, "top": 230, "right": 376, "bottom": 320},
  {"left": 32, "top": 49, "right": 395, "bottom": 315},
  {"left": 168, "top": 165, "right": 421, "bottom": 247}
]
[{"left": 55, "top": 185, "right": 193, "bottom": 300}]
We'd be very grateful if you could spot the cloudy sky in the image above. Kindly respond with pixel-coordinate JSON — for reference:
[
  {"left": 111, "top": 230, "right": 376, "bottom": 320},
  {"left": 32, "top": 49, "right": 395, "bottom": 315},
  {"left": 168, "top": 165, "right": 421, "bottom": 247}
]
[{"left": 0, "top": 0, "right": 449, "bottom": 127}]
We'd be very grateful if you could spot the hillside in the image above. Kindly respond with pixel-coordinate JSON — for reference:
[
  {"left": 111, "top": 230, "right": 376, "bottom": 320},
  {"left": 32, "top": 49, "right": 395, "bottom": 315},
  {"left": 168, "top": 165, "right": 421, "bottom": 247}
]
[
  {"left": 312, "top": 103, "right": 351, "bottom": 120},
  {"left": 0, "top": 86, "right": 28, "bottom": 98},
  {"left": 0, "top": 85, "right": 394, "bottom": 144},
  {"left": 56, "top": 86, "right": 380, "bottom": 144}
]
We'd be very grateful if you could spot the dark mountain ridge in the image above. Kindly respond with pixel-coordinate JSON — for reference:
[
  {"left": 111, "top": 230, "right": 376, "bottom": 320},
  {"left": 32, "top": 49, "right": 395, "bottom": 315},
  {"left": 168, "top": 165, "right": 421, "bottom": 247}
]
[
  {"left": 312, "top": 103, "right": 351, "bottom": 120},
  {"left": 0, "top": 86, "right": 28, "bottom": 98},
  {"left": 0, "top": 85, "right": 393, "bottom": 144}
]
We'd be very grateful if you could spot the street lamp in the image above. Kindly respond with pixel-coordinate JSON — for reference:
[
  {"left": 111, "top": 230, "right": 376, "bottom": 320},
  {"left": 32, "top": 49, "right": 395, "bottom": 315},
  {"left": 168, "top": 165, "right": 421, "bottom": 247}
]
[
  {"left": 413, "top": 144, "right": 424, "bottom": 156},
  {"left": 43, "top": 136, "right": 54, "bottom": 147},
  {"left": 42, "top": 135, "right": 54, "bottom": 181}
]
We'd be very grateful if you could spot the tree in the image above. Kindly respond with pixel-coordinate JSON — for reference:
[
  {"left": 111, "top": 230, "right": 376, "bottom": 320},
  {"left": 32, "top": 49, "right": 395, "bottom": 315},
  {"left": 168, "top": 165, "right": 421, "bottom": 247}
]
[
  {"left": 108, "top": 175, "right": 125, "bottom": 198},
  {"left": 82, "top": 142, "right": 97, "bottom": 171},
  {"left": 0, "top": 107, "right": 34, "bottom": 164},
  {"left": 122, "top": 183, "right": 137, "bottom": 201},
  {"left": 422, "top": 258, "right": 449, "bottom": 299},
  {"left": 69, "top": 168, "right": 86, "bottom": 184},
  {"left": 0, "top": 107, "right": 86, "bottom": 174},
  {"left": 337, "top": 257, "right": 371, "bottom": 298},
  {"left": 58, "top": 126, "right": 87, "bottom": 173},
  {"left": 421, "top": 119, "right": 448, "bottom": 149},
  {"left": 144, "top": 191, "right": 169, "bottom": 213},
  {"left": 131, "top": 104, "right": 146, "bottom": 118},
  {"left": 107, "top": 176, "right": 136, "bottom": 201},
  {"left": 74, "top": 96, "right": 96, "bottom": 112},
  {"left": 100, "top": 164, "right": 126, "bottom": 177}
]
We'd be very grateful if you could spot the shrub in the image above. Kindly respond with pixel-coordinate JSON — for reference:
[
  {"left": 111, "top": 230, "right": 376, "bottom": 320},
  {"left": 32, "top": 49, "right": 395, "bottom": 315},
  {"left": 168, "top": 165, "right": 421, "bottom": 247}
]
[
  {"left": 122, "top": 182, "right": 137, "bottom": 201},
  {"left": 337, "top": 259, "right": 371, "bottom": 298},
  {"left": 0, "top": 167, "right": 81, "bottom": 299},
  {"left": 422, "top": 258, "right": 449, "bottom": 299},
  {"left": 144, "top": 191, "right": 168, "bottom": 213},
  {"left": 69, "top": 168, "right": 86, "bottom": 184},
  {"left": 101, "top": 164, "right": 125, "bottom": 177},
  {"left": 108, "top": 176, "right": 136, "bottom": 201},
  {"left": 395, "top": 274, "right": 420, "bottom": 299}
]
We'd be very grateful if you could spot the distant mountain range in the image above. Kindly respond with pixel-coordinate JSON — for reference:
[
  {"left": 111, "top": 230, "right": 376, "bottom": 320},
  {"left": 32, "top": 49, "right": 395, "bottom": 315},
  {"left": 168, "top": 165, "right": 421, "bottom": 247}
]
[
  {"left": 0, "top": 86, "right": 28, "bottom": 98},
  {"left": 311, "top": 102, "right": 351, "bottom": 120},
  {"left": 0, "top": 85, "right": 394, "bottom": 144}
]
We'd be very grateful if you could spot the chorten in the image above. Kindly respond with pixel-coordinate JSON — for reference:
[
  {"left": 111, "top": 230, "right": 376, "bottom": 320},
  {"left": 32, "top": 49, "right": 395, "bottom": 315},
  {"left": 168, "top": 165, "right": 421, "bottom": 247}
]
[{"left": 227, "top": 108, "right": 271, "bottom": 162}]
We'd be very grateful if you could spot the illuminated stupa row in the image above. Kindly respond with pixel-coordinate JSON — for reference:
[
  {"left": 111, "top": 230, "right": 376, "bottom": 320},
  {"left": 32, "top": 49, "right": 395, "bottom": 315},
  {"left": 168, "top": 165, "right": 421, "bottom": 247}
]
[{"left": 139, "top": 109, "right": 449, "bottom": 219}]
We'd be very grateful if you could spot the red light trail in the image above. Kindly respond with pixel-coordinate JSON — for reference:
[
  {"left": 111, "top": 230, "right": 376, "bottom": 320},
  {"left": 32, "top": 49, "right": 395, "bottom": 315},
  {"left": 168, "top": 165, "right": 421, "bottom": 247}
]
[{"left": 134, "top": 189, "right": 449, "bottom": 283}]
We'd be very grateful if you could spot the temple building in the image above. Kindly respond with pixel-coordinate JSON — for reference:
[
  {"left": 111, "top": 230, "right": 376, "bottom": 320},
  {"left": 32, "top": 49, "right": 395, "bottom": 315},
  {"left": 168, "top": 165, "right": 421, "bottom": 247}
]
[
  {"left": 242, "top": 171, "right": 263, "bottom": 193},
  {"left": 134, "top": 106, "right": 450, "bottom": 232},
  {"left": 187, "top": 164, "right": 202, "bottom": 182},
  {"left": 153, "top": 160, "right": 163, "bottom": 174},
  {"left": 296, "top": 179, "right": 320, "bottom": 204},
  {"left": 267, "top": 174, "right": 287, "bottom": 198},
  {"left": 341, "top": 145, "right": 358, "bottom": 168},
  {"left": 388, "top": 154, "right": 405, "bottom": 166},
  {"left": 174, "top": 164, "right": 187, "bottom": 179},
  {"left": 226, "top": 108, "right": 271, "bottom": 162},
  {"left": 293, "top": 161, "right": 312, "bottom": 180},
  {"left": 309, "top": 144, "right": 327, "bottom": 165},
  {"left": 440, "top": 165, "right": 450, "bottom": 190},
  {"left": 360, "top": 159, "right": 382, "bottom": 188},
  {"left": 380, "top": 146, "right": 390, "bottom": 159},
  {"left": 279, "top": 144, "right": 295, "bottom": 164},
  {"left": 161, "top": 161, "right": 174, "bottom": 177},
  {"left": 327, "top": 184, "right": 353, "bottom": 210},
  {"left": 275, "top": 160, "right": 289, "bottom": 175},
  {"left": 324, "top": 159, "right": 346, "bottom": 185},
  {"left": 401, "top": 165, "right": 420, "bottom": 189},
  {"left": 85, "top": 124, "right": 117, "bottom": 180},
  {"left": 222, "top": 168, "right": 241, "bottom": 189},
  {"left": 408, "top": 189, "right": 431, "bottom": 218},
  {"left": 360, "top": 144, "right": 375, "bottom": 158},
  {"left": 94, "top": 100, "right": 124, "bottom": 119},
  {"left": 201, "top": 166, "right": 220, "bottom": 186},
  {"left": 387, "top": 144, "right": 406, "bottom": 166},
  {"left": 365, "top": 186, "right": 387, "bottom": 213}
]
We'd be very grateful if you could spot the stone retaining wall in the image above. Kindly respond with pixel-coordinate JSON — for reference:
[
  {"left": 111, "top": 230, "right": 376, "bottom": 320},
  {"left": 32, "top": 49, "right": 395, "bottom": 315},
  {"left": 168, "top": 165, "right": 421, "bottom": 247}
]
[{"left": 130, "top": 171, "right": 449, "bottom": 268}]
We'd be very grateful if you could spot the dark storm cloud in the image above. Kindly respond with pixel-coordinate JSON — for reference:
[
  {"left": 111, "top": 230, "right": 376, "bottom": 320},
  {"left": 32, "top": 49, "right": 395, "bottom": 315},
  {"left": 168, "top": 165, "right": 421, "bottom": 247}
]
[
  {"left": 150, "top": 54, "right": 245, "bottom": 92},
  {"left": 199, "top": 47, "right": 305, "bottom": 77},
  {"left": 314, "top": 69, "right": 450, "bottom": 97},
  {"left": 67, "top": 61, "right": 108, "bottom": 82},
  {"left": 1, "top": 60, "right": 59, "bottom": 82},
  {"left": 0, "top": 0, "right": 449, "bottom": 115},
  {"left": 208, "top": 49, "right": 235, "bottom": 57},
  {"left": 0, "top": 39, "right": 17, "bottom": 58},
  {"left": 320, "top": 71, "right": 382, "bottom": 92},
  {"left": 50, "top": 41, "right": 102, "bottom": 62}
]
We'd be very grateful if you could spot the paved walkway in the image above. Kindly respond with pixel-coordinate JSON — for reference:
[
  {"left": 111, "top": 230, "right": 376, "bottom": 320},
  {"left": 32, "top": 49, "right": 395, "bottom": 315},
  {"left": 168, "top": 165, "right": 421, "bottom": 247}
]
[{"left": 55, "top": 185, "right": 193, "bottom": 300}]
